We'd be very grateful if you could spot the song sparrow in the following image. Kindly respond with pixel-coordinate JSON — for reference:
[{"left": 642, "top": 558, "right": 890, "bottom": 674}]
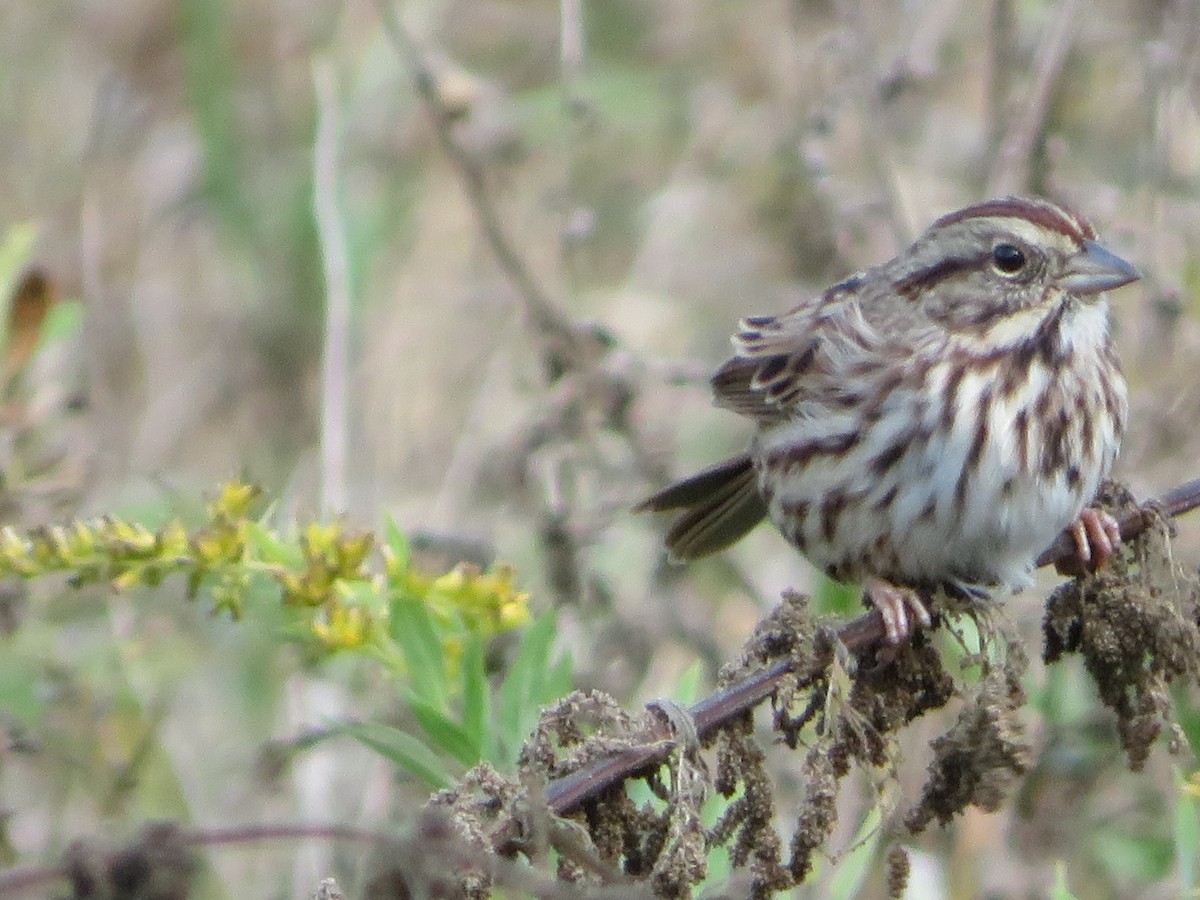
[{"left": 638, "top": 197, "right": 1140, "bottom": 644}]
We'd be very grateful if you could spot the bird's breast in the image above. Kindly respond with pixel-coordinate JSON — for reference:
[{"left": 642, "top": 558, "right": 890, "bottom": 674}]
[{"left": 751, "top": 304, "right": 1125, "bottom": 589}]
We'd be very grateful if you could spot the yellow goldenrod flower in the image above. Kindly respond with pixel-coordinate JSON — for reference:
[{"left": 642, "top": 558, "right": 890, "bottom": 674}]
[{"left": 312, "top": 603, "right": 373, "bottom": 650}]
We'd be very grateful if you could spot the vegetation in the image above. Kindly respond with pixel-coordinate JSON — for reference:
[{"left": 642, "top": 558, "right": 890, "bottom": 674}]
[{"left": 3, "top": 1, "right": 1200, "bottom": 897}]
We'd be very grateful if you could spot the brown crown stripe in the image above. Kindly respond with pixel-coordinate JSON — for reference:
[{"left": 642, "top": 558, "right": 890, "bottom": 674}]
[{"left": 932, "top": 197, "right": 1094, "bottom": 244}]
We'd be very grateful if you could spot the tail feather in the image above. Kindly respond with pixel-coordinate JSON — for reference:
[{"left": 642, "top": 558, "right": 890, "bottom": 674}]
[{"left": 636, "top": 453, "right": 767, "bottom": 560}]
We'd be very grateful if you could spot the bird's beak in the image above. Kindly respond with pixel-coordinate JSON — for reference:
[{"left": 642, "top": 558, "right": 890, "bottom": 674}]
[{"left": 1059, "top": 239, "right": 1140, "bottom": 295}]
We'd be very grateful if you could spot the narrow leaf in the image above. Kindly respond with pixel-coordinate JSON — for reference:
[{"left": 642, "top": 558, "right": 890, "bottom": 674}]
[
  {"left": 1176, "top": 772, "right": 1198, "bottom": 896},
  {"left": 340, "top": 720, "right": 450, "bottom": 789},
  {"left": 407, "top": 696, "right": 479, "bottom": 767},
  {"left": 460, "top": 631, "right": 490, "bottom": 761},
  {"left": 384, "top": 515, "right": 410, "bottom": 574},
  {"left": 497, "top": 610, "right": 558, "bottom": 756},
  {"left": 390, "top": 599, "right": 448, "bottom": 709}
]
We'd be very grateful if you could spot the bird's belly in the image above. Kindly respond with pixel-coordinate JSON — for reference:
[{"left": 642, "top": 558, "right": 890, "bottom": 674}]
[
  {"left": 882, "top": 454, "right": 1084, "bottom": 588},
  {"left": 755, "top": 352, "right": 1123, "bottom": 589}
]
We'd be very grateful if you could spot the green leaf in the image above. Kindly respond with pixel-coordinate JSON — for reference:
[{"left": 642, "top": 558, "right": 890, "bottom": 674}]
[
  {"left": 812, "top": 573, "right": 859, "bottom": 616},
  {"left": 672, "top": 661, "right": 704, "bottom": 706},
  {"left": 497, "top": 610, "right": 558, "bottom": 757},
  {"left": 407, "top": 696, "right": 479, "bottom": 767},
  {"left": 244, "top": 521, "right": 300, "bottom": 567},
  {"left": 826, "top": 806, "right": 881, "bottom": 900},
  {"left": 701, "top": 845, "right": 731, "bottom": 896},
  {"left": 340, "top": 720, "right": 450, "bottom": 789},
  {"left": 389, "top": 597, "right": 448, "bottom": 710},
  {"left": 40, "top": 299, "right": 83, "bottom": 345},
  {"left": 1090, "top": 827, "right": 1173, "bottom": 883},
  {"left": 460, "top": 631, "right": 491, "bottom": 761},
  {"left": 340, "top": 577, "right": 383, "bottom": 610},
  {"left": 1176, "top": 772, "right": 1199, "bottom": 896},
  {"left": 547, "top": 651, "right": 574, "bottom": 700},
  {"left": 384, "top": 515, "right": 410, "bottom": 575},
  {"left": 0, "top": 659, "right": 43, "bottom": 729},
  {"left": 1171, "top": 686, "right": 1200, "bottom": 760},
  {"left": 0, "top": 223, "right": 38, "bottom": 308}
]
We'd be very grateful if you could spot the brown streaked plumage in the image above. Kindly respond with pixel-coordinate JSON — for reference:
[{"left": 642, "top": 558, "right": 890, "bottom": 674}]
[{"left": 638, "top": 197, "right": 1140, "bottom": 644}]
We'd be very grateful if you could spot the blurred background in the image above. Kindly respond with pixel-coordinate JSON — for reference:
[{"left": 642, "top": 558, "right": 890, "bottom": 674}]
[{"left": 3, "top": 0, "right": 1200, "bottom": 897}]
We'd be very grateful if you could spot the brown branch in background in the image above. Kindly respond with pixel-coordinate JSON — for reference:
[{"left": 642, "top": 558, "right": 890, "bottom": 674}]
[
  {"left": 373, "top": 0, "right": 712, "bottom": 621},
  {"left": 543, "top": 475, "right": 1200, "bottom": 817},
  {"left": 374, "top": 0, "right": 595, "bottom": 381},
  {"left": 0, "top": 817, "right": 648, "bottom": 899},
  {"left": 834, "top": 0, "right": 913, "bottom": 248},
  {"left": 374, "top": 0, "right": 712, "bottom": 394},
  {"left": 899, "top": 0, "right": 966, "bottom": 80},
  {"left": 986, "top": 0, "right": 1079, "bottom": 196},
  {"left": 982, "top": 0, "right": 1016, "bottom": 174}
]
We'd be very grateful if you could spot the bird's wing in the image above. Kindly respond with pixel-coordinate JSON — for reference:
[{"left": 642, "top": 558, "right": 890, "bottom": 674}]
[{"left": 710, "top": 283, "right": 905, "bottom": 420}]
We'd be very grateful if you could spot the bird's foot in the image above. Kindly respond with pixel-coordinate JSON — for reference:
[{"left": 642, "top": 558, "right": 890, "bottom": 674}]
[
  {"left": 865, "top": 578, "right": 932, "bottom": 646},
  {"left": 1056, "top": 507, "right": 1122, "bottom": 577}
]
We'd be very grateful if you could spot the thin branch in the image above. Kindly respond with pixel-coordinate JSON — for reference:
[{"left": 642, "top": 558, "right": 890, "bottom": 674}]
[
  {"left": 373, "top": 0, "right": 592, "bottom": 379},
  {"left": 833, "top": 0, "right": 913, "bottom": 246},
  {"left": 0, "top": 819, "right": 645, "bottom": 898},
  {"left": 543, "top": 475, "right": 1200, "bottom": 816},
  {"left": 982, "top": 0, "right": 1016, "bottom": 173},
  {"left": 986, "top": 0, "right": 1079, "bottom": 196},
  {"left": 901, "top": 0, "right": 966, "bottom": 79}
]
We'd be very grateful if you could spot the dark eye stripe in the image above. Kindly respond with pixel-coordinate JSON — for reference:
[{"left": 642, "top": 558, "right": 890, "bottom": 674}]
[{"left": 895, "top": 252, "right": 990, "bottom": 299}]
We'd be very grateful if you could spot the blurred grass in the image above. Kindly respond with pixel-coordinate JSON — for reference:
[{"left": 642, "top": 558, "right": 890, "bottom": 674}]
[{"left": 179, "top": 0, "right": 252, "bottom": 237}]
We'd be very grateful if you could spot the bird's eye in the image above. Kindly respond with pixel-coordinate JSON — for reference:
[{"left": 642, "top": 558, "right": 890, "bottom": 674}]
[{"left": 991, "top": 243, "right": 1026, "bottom": 275}]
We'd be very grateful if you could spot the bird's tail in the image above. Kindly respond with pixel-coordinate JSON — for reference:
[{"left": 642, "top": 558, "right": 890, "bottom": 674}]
[{"left": 635, "top": 453, "right": 767, "bottom": 560}]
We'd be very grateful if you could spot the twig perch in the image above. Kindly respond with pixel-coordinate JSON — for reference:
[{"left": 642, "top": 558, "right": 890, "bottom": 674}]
[{"left": 544, "top": 476, "right": 1200, "bottom": 816}]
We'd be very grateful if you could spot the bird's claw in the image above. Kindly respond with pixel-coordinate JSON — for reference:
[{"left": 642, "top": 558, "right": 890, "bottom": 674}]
[
  {"left": 1057, "top": 507, "right": 1121, "bottom": 576},
  {"left": 865, "top": 579, "right": 932, "bottom": 646}
]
